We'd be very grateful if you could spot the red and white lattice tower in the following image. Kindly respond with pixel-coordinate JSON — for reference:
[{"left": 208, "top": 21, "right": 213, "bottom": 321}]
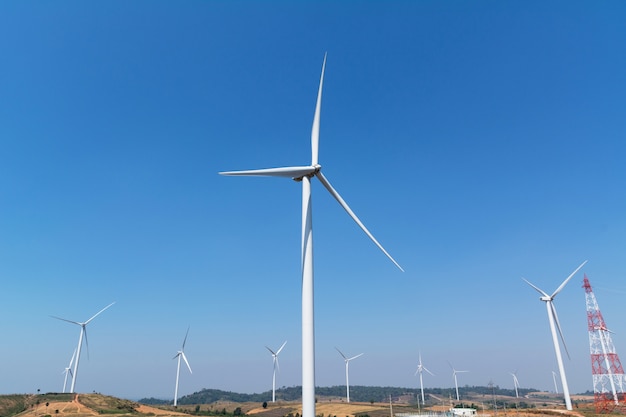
[{"left": 583, "top": 274, "right": 626, "bottom": 413}]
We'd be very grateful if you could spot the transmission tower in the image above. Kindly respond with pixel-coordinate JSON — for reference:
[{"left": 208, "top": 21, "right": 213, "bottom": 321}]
[{"left": 583, "top": 274, "right": 626, "bottom": 413}]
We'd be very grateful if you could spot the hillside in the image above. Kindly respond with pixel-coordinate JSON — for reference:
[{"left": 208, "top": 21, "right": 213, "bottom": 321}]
[
  {"left": 0, "top": 389, "right": 598, "bottom": 417},
  {"left": 0, "top": 393, "right": 186, "bottom": 417},
  {"left": 166, "top": 385, "right": 591, "bottom": 408}
]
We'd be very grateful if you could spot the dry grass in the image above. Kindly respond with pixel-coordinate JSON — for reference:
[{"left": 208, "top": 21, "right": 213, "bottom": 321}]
[
  {"left": 11, "top": 394, "right": 188, "bottom": 417},
  {"left": 0, "top": 393, "right": 606, "bottom": 417}
]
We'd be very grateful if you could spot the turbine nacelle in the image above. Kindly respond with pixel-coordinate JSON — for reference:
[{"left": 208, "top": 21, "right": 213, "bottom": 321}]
[{"left": 294, "top": 165, "right": 322, "bottom": 182}]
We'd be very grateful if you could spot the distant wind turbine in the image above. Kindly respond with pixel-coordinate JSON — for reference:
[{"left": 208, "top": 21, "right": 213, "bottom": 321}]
[
  {"left": 448, "top": 361, "right": 468, "bottom": 401},
  {"left": 220, "top": 54, "right": 403, "bottom": 417},
  {"left": 522, "top": 260, "right": 587, "bottom": 411},
  {"left": 510, "top": 371, "right": 520, "bottom": 398},
  {"left": 336, "top": 347, "right": 363, "bottom": 403},
  {"left": 51, "top": 302, "right": 115, "bottom": 393},
  {"left": 173, "top": 327, "right": 192, "bottom": 407},
  {"left": 266, "top": 341, "right": 287, "bottom": 402},
  {"left": 552, "top": 370, "right": 559, "bottom": 394},
  {"left": 61, "top": 349, "right": 76, "bottom": 393},
  {"left": 415, "top": 352, "right": 434, "bottom": 405}
]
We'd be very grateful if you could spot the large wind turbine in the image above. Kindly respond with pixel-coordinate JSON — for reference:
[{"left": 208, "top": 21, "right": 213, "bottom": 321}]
[
  {"left": 220, "top": 55, "right": 403, "bottom": 417},
  {"left": 415, "top": 352, "right": 434, "bottom": 405},
  {"left": 51, "top": 302, "right": 115, "bottom": 393},
  {"left": 266, "top": 341, "right": 287, "bottom": 402},
  {"left": 336, "top": 347, "right": 363, "bottom": 403},
  {"left": 522, "top": 260, "right": 587, "bottom": 411},
  {"left": 61, "top": 349, "right": 76, "bottom": 393},
  {"left": 448, "top": 362, "right": 468, "bottom": 402},
  {"left": 173, "top": 327, "right": 192, "bottom": 407}
]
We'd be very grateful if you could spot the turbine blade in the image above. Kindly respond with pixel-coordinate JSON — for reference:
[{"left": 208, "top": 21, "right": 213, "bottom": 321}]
[
  {"left": 85, "top": 302, "right": 115, "bottom": 325},
  {"left": 69, "top": 349, "right": 76, "bottom": 367},
  {"left": 315, "top": 171, "right": 403, "bottom": 272},
  {"left": 552, "top": 260, "right": 588, "bottom": 298},
  {"left": 182, "top": 326, "right": 190, "bottom": 350},
  {"left": 513, "top": 374, "right": 520, "bottom": 387},
  {"left": 522, "top": 278, "right": 550, "bottom": 298},
  {"left": 551, "top": 302, "right": 570, "bottom": 359},
  {"left": 182, "top": 352, "right": 192, "bottom": 374},
  {"left": 348, "top": 353, "right": 364, "bottom": 361},
  {"left": 424, "top": 367, "right": 434, "bottom": 376},
  {"left": 83, "top": 327, "right": 90, "bottom": 360},
  {"left": 276, "top": 340, "right": 287, "bottom": 355},
  {"left": 311, "top": 53, "right": 326, "bottom": 166},
  {"left": 50, "top": 316, "right": 81, "bottom": 326},
  {"left": 275, "top": 356, "right": 281, "bottom": 373},
  {"left": 335, "top": 347, "right": 347, "bottom": 360},
  {"left": 266, "top": 346, "right": 276, "bottom": 355},
  {"left": 220, "top": 166, "right": 317, "bottom": 179}
]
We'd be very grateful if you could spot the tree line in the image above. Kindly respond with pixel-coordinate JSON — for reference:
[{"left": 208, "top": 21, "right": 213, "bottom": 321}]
[{"left": 139, "top": 385, "right": 539, "bottom": 405}]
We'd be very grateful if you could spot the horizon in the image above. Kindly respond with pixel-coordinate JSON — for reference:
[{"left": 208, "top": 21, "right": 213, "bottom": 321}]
[{"left": 1, "top": 1, "right": 625, "bottom": 402}]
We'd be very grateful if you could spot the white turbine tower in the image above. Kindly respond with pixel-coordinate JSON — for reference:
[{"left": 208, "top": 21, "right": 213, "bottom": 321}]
[
  {"left": 61, "top": 349, "right": 76, "bottom": 393},
  {"left": 51, "top": 302, "right": 115, "bottom": 393},
  {"left": 522, "top": 260, "right": 587, "bottom": 411},
  {"left": 336, "top": 347, "right": 363, "bottom": 403},
  {"left": 220, "top": 54, "right": 403, "bottom": 417},
  {"left": 415, "top": 352, "right": 434, "bottom": 405},
  {"left": 173, "top": 327, "right": 192, "bottom": 407},
  {"left": 510, "top": 371, "right": 520, "bottom": 399},
  {"left": 266, "top": 341, "right": 287, "bottom": 403},
  {"left": 448, "top": 362, "right": 468, "bottom": 402}
]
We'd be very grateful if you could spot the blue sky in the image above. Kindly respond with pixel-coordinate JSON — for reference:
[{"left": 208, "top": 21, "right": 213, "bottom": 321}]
[{"left": 1, "top": 0, "right": 625, "bottom": 402}]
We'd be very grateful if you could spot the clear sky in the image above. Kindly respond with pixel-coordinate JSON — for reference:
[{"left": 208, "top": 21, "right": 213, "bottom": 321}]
[{"left": 1, "top": 0, "right": 625, "bottom": 402}]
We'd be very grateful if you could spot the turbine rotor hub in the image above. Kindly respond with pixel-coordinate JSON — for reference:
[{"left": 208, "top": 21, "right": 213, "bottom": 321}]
[{"left": 293, "top": 165, "right": 321, "bottom": 182}]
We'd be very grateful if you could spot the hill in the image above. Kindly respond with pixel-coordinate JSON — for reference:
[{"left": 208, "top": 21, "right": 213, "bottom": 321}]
[
  {"left": 0, "top": 391, "right": 597, "bottom": 417},
  {"left": 163, "top": 385, "right": 557, "bottom": 406},
  {"left": 141, "top": 386, "right": 595, "bottom": 417},
  {"left": 0, "top": 393, "right": 186, "bottom": 417}
]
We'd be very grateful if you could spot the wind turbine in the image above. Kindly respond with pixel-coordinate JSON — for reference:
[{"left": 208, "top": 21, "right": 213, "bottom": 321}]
[
  {"left": 510, "top": 371, "right": 520, "bottom": 399},
  {"left": 266, "top": 341, "right": 287, "bottom": 402},
  {"left": 173, "top": 327, "right": 192, "bottom": 407},
  {"left": 552, "top": 370, "right": 559, "bottom": 394},
  {"left": 522, "top": 260, "right": 587, "bottom": 411},
  {"left": 336, "top": 347, "right": 363, "bottom": 403},
  {"left": 220, "top": 55, "right": 403, "bottom": 417},
  {"left": 61, "top": 349, "right": 76, "bottom": 393},
  {"left": 51, "top": 302, "right": 115, "bottom": 393},
  {"left": 415, "top": 352, "right": 434, "bottom": 405},
  {"left": 448, "top": 362, "right": 468, "bottom": 402}
]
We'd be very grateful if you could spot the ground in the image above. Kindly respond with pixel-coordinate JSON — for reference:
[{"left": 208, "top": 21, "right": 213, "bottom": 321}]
[{"left": 1, "top": 393, "right": 605, "bottom": 417}]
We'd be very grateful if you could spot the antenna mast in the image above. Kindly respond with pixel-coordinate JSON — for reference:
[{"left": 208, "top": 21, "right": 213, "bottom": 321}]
[{"left": 583, "top": 274, "right": 626, "bottom": 413}]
